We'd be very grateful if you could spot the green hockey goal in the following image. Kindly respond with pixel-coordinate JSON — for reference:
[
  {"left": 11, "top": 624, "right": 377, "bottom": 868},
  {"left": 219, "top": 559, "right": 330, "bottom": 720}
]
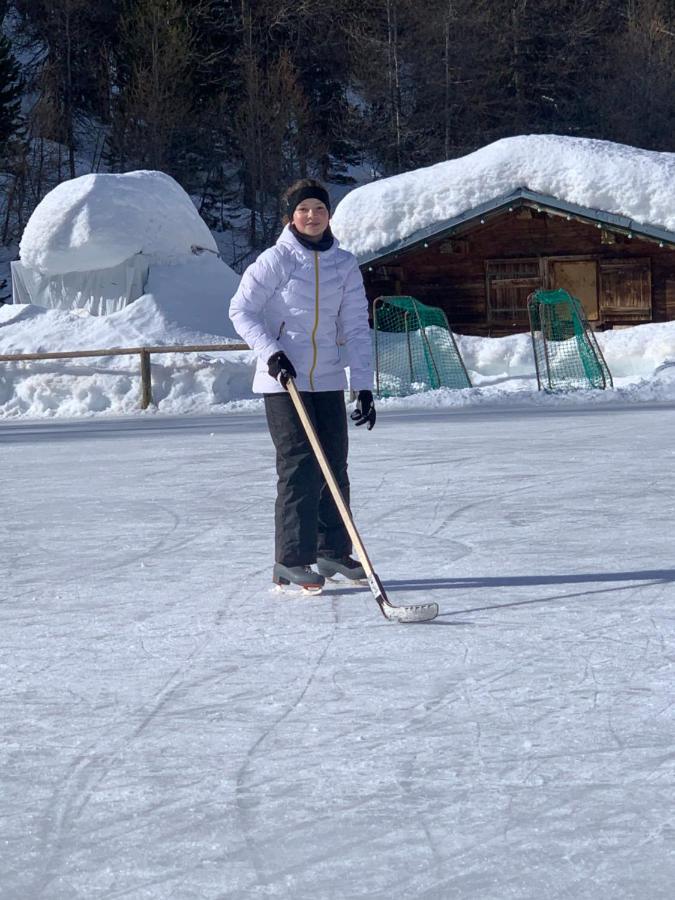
[
  {"left": 372, "top": 295, "right": 471, "bottom": 397},
  {"left": 528, "top": 288, "right": 613, "bottom": 390}
]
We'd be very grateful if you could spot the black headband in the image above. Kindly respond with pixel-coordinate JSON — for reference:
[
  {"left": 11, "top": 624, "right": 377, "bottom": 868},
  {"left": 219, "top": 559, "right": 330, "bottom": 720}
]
[{"left": 286, "top": 186, "right": 331, "bottom": 219}]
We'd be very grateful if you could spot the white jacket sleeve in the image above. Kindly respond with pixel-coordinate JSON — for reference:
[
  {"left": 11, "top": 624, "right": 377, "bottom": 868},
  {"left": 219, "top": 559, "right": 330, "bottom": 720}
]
[
  {"left": 338, "top": 257, "right": 374, "bottom": 391},
  {"left": 228, "top": 248, "right": 286, "bottom": 365}
]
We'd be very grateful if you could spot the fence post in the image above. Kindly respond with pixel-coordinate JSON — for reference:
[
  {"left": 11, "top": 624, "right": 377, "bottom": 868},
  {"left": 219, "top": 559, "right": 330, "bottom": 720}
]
[{"left": 139, "top": 349, "right": 153, "bottom": 409}]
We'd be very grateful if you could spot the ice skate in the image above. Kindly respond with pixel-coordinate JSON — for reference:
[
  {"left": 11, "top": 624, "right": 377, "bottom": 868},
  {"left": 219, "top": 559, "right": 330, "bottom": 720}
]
[
  {"left": 272, "top": 563, "right": 325, "bottom": 595},
  {"left": 316, "top": 555, "right": 367, "bottom": 583}
]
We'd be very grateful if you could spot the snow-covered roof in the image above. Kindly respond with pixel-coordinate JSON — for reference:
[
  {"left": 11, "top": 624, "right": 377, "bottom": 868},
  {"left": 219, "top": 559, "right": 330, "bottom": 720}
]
[
  {"left": 331, "top": 135, "right": 675, "bottom": 261},
  {"left": 19, "top": 170, "right": 218, "bottom": 275}
]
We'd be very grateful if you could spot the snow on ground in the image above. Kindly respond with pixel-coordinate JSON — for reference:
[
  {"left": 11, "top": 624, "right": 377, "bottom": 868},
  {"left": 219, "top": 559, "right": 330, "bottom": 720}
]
[
  {"left": 2, "top": 403, "right": 674, "bottom": 898},
  {"left": 331, "top": 135, "right": 675, "bottom": 258},
  {"left": 3, "top": 297, "right": 675, "bottom": 418},
  {"left": 0, "top": 249, "right": 248, "bottom": 417}
]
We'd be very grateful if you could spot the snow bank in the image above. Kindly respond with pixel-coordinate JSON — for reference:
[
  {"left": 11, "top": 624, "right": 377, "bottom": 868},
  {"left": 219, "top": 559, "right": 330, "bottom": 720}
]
[
  {"left": 331, "top": 135, "right": 675, "bottom": 257},
  {"left": 3, "top": 306, "right": 675, "bottom": 419},
  {"left": 0, "top": 250, "right": 250, "bottom": 418},
  {"left": 19, "top": 170, "right": 218, "bottom": 275}
]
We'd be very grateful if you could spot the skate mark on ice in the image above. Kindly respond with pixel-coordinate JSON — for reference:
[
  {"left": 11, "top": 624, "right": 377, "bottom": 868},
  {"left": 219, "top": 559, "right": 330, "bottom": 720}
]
[
  {"left": 14, "top": 500, "right": 187, "bottom": 603},
  {"left": 234, "top": 619, "right": 339, "bottom": 887},
  {"left": 426, "top": 480, "right": 539, "bottom": 539},
  {"left": 29, "top": 630, "right": 216, "bottom": 897}
]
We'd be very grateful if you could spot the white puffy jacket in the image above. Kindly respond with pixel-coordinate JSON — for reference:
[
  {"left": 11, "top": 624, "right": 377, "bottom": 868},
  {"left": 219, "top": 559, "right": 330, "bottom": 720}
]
[{"left": 229, "top": 226, "right": 374, "bottom": 394}]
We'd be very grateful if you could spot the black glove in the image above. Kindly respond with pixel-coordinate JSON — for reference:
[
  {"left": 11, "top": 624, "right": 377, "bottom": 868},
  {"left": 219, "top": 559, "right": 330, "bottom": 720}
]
[
  {"left": 351, "top": 389, "right": 376, "bottom": 430},
  {"left": 267, "top": 351, "right": 297, "bottom": 388}
]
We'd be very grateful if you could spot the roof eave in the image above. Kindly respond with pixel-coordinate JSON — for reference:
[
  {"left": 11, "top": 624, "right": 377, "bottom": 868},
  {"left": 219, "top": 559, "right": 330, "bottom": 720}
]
[{"left": 357, "top": 188, "right": 675, "bottom": 267}]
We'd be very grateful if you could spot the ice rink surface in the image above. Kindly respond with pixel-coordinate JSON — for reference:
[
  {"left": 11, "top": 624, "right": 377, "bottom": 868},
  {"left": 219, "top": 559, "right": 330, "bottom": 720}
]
[{"left": 2, "top": 403, "right": 675, "bottom": 899}]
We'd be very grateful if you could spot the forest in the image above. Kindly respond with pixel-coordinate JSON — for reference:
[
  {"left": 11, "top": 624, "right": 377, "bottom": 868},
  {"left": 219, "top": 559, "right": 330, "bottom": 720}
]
[{"left": 0, "top": 0, "right": 673, "bottom": 269}]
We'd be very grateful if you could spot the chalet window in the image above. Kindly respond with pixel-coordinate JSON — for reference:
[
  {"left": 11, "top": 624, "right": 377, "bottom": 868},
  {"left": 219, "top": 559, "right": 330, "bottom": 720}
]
[
  {"left": 598, "top": 259, "right": 651, "bottom": 321},
  {"left": 486, "top": 259, "right": 541, "bottom": 325}
]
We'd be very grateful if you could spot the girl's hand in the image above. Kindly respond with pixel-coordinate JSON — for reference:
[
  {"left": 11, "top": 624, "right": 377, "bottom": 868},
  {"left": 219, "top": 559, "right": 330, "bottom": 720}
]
[{"left": 351, "top": 390, "right": 376, "bottom": 430}]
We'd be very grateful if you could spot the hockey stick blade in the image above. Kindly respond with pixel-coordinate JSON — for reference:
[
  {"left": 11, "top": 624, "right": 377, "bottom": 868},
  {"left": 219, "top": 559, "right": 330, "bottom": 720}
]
[{"left": 368, "top": 573, "right": 438, "bottom": 623}]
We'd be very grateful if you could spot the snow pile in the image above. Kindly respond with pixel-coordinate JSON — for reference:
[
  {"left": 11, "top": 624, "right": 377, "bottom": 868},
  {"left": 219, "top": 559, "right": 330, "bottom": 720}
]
[
  {"left": 0, "top": 252, "right": 249, "bottom": 418},
  {"left": 6, "top": 165, "right": 243, "bottom": 378},
  {"left": 3, "top": 306, "right": 675, "bottom": 418},
  {"left": 19, "top": 170, "right": 218, "bottom": 274},
  {"left": 331, "top": 135, "right": 675, "bottom": 257}
]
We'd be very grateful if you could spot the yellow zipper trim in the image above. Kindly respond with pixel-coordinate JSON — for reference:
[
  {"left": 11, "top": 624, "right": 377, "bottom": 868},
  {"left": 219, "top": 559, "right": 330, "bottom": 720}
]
[{"left": 308, "top": 251, "right": 319, "bottom": 390}]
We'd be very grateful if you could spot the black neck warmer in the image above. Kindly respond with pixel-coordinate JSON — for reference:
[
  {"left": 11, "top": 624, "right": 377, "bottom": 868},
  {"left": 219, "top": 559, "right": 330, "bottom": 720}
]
[{"left": 290, "top": 223, "right": 335, "bottom": 252}]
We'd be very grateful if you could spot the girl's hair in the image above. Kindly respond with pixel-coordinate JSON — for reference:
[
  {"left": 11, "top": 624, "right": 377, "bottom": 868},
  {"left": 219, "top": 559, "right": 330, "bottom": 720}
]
[{"left": 281, "top": 178, "right": 329, "bottom": 225}]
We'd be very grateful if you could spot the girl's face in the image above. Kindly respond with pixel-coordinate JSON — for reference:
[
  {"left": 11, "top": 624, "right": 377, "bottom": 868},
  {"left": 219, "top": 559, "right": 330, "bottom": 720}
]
[{"left": 291, "top": 198, "right": 329, "bottom": 241}]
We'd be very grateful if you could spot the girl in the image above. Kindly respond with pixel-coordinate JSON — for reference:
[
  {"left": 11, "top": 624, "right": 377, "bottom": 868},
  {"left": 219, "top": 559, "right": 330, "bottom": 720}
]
[{"left": 229, "top": 178, "right": 376, "bottom": 592}]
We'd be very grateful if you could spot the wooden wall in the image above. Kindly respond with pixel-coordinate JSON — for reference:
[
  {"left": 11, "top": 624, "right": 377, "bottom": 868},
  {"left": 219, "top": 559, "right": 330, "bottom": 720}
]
[{"left": 362, "top": 207, "right": 675, "bottom": 336}]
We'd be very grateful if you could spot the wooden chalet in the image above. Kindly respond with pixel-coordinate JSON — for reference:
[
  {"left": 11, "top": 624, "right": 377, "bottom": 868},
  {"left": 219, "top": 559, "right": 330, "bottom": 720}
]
[{"left": 359, "top": 188, "right": 675, "bottom": 336}]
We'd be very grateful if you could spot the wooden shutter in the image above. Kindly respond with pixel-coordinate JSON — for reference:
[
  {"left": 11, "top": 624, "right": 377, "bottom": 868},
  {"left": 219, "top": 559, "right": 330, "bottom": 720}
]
[
  {"left": 486, "top": 259, "right": 541, "bottom": 325},
  {"left": 599, "top": 259, "right": 651, "bottom": 320}
]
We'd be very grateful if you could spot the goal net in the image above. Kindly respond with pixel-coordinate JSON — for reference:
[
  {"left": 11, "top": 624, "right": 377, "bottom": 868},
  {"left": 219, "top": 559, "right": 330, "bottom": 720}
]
[
  {"left": 528, "top": 288, "right": 613, "bottom": 391},
  {"left": 372, "top": 295, "right": 471, "bottom": 397}
]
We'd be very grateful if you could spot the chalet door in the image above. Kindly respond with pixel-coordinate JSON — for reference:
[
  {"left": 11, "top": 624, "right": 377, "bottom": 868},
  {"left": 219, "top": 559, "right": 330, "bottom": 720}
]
[{"left": 549, "top": 259, "right": 598, "bottom": 321}]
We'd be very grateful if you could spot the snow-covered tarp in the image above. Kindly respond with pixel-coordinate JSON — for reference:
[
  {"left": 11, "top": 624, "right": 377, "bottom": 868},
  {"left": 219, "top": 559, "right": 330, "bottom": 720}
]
[
  {"left": 9, "top": 169, "right": 240, "bottom": 324},
  {"left": 331, "top": 135, "right": 675, "bottom": 258},
  {"left": 20, "top": 170, "right": 218, "bottom": 275}
]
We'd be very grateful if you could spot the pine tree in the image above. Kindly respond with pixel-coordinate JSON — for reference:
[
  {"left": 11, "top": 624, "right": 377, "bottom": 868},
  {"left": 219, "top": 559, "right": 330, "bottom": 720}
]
[
  {"left": 107, "top": 0, "right": 195, "bottom": 172},
  {"left": 0, "top": 32, "right": 23, "bottom": 158}
]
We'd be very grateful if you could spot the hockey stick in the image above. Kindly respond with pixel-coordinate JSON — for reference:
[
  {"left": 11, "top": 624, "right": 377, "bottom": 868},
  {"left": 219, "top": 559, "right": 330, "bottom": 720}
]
[{"left": 286, "top": 378, "right": 438, "bottom": 623}]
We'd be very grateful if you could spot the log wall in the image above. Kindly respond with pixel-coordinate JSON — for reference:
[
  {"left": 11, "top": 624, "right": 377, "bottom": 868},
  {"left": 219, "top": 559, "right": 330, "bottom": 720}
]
[{"left": 362, "top": 208, "right": 675, "bottom": 335}]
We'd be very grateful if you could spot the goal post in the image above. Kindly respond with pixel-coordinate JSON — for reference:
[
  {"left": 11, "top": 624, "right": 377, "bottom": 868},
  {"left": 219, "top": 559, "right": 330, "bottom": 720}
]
[
  {"left": 372, "top": 295, "right": 471, "bottom": 398},
  {"left": 528, "top": 288, "right": 613, "bottom": 391}
]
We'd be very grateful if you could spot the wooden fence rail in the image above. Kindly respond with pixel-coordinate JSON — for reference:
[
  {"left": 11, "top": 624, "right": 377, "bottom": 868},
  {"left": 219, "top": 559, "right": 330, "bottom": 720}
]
[{"left": 0, "top": 342, "right": 251, "bottom": 409}]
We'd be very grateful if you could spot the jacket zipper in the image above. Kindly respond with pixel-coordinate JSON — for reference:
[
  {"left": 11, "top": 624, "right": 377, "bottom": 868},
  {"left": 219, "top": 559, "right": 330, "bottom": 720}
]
[{"left": 308, "top": 251, "right": 320, "bottom": 390}]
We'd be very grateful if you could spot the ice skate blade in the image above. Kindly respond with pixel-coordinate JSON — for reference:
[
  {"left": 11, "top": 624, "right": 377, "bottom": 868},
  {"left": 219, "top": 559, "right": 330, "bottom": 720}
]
[{"left": 275, "top": 584, "right": 324, "bottom": 597}]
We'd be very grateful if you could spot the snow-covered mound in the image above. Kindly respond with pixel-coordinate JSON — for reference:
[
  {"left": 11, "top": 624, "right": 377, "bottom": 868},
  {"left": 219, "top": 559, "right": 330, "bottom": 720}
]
[
  {"left": 19, "top": 170, "right": 218, "bottom": 275},
  {"left": 142, "top": 255, "right": 240, "bottom": 340},
  {"left": 331, "top": 135, "right": 675, "bottom": 257}
]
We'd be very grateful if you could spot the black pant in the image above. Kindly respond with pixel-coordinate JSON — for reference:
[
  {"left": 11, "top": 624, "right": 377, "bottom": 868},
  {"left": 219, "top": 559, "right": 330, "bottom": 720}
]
[{"left": 264, "top": 390, "right": 351, "bottom": 567}]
